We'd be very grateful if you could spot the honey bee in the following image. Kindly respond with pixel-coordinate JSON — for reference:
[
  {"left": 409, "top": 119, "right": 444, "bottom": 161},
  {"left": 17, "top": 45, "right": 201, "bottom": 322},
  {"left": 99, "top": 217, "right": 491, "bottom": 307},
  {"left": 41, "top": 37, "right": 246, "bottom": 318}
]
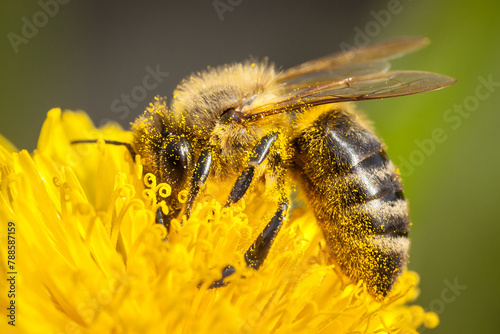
[{"left": 73, "top": 36, "right": 455, "bottom": 299}]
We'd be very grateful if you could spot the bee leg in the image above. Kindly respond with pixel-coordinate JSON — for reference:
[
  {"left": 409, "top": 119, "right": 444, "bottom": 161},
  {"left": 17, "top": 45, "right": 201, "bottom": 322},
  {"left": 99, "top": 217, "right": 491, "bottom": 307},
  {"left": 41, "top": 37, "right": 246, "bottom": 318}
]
[
  {"left": 243, "top": 199, "right": 288, "bottom": 269},
  {"left": 185, "top": 148, "right": 213, "bottom": 218},
  {"left": 225, "top": 132, "right": 278, "bottom": 206},
  {"left": 208, "top": 199, "right": 289, "bottom": 288},
  {"left": 206, "top": 132, "right": 284, "bottom": 289},
  {"left": 207, "top": 265, "right": 236, "bottom": 288},
  {"left": 155, "top": 207, "right": 169, "bottom": 233}
]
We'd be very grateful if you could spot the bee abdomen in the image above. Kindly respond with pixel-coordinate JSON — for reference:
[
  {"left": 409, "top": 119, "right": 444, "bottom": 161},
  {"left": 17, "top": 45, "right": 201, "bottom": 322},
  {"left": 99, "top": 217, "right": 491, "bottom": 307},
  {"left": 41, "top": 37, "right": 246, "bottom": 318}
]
[{"left": 293, "top": 107, "right": 410, "bottom": 298}]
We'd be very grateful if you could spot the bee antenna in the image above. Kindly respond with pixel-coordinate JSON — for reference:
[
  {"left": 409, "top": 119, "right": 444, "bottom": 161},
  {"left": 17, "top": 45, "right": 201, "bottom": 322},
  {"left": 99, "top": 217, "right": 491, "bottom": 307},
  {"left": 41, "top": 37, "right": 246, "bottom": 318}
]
[{"left": 71, "top": 139, "right": 136, "bottom": 160}]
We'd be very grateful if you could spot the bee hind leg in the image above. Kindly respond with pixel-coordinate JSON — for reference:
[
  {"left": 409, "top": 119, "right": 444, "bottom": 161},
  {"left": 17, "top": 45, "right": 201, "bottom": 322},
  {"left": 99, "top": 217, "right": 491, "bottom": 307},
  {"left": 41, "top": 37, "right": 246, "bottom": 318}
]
[
  {"left": 208, "top": 199, "right": 289, "bottom": 289},
  {"left": 205, "top": 131, "right": 288, "bottom": 289},
  {"left": 243, "top": 199, "right": 289, "bottom": 269}
]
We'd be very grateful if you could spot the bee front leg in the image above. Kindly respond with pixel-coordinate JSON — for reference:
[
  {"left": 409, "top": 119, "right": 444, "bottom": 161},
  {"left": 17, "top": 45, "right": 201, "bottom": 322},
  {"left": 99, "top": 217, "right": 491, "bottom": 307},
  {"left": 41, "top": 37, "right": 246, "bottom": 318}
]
[{"left": 184, "top": 148, "right": 213, "bottom": 219}]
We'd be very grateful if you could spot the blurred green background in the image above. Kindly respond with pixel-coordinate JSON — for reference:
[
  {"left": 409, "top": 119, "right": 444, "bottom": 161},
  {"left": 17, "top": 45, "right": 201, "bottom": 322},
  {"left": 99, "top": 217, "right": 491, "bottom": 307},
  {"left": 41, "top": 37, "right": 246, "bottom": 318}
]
[{"left": 1, "top": 1, "right": 498, "bottom": 333}]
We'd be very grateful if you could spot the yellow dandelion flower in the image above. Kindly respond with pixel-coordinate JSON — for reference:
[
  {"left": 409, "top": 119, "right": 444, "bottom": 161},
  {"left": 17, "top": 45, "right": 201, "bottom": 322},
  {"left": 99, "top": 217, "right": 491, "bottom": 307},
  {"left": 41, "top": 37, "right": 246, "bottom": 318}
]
[{"left": 1, "top": 108, "right": 439, "bottom": 333}]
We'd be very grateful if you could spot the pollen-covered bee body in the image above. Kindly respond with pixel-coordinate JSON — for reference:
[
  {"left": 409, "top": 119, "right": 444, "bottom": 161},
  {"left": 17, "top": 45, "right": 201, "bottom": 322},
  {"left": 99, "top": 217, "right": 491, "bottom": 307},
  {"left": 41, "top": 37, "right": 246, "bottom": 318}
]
[
  {"left": 292, "top": 105, "right": 409, "bottom": 296},
  {"left": 122, "top": 37, "right": 456, "bottom": 298}
]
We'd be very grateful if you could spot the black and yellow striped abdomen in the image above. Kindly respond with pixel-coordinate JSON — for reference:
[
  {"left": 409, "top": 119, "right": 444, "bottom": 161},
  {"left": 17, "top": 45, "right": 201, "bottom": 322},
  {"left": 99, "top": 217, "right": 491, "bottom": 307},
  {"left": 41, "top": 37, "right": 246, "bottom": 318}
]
[{"left": 292, "top": 107, "right": 410, "bottom": 299}]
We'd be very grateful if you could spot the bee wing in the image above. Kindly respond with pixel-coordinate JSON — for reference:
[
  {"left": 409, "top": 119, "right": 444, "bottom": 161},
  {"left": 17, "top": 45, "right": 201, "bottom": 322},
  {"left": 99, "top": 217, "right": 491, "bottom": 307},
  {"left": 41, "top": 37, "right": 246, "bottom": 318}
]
[
  {"left": 278, "top": 36, "right": 430, "bottom": 83},
  {"left": 282, "top": 60, "right": 391, "bottom": 92},
  {"left": 243, "top": 70, "right": 456, "bottom": 121}
]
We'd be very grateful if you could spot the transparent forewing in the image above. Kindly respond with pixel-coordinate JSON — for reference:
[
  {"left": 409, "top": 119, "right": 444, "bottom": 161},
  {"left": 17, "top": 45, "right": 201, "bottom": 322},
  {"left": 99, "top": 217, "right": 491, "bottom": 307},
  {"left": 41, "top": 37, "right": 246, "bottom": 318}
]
[
  {"left": 302, "top": 71, "right": 457, "bottom": 99},
  {"left": 244, "top": 71, "right": 456, "bottom": 121},
  {"left": 278, "top": 36, "right": 429, "bottom": 82},
  {"left": 283, "top": 60, "right": 391, "bottom": 93}
]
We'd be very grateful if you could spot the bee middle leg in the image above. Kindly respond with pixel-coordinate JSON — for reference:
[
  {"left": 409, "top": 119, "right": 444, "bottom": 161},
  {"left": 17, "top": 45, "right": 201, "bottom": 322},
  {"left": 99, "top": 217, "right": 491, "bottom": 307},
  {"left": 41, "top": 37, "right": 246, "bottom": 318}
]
[{"left": 225, "top": 132, "right": 278, "bottom": 206}]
